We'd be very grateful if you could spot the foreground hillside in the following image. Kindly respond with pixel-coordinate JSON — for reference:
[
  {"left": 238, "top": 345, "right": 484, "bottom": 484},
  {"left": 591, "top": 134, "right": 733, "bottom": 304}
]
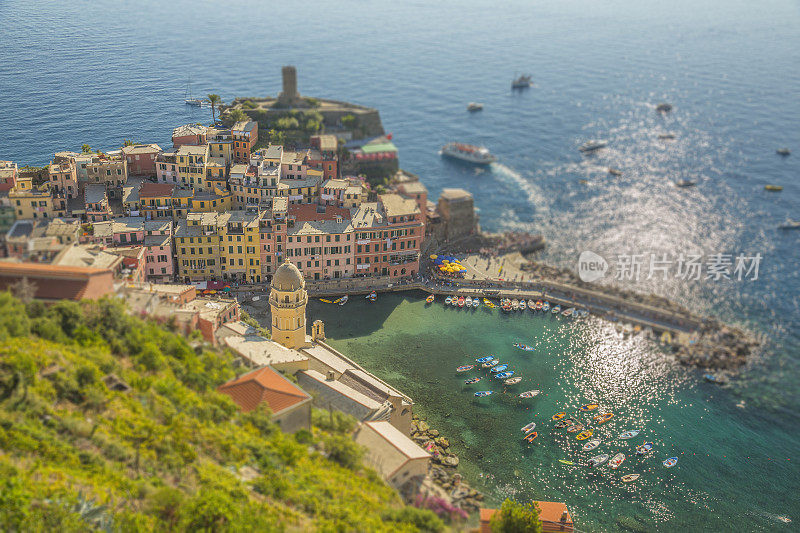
[{"left": 0, "top": 293, "right": 442, "bottom": 532}]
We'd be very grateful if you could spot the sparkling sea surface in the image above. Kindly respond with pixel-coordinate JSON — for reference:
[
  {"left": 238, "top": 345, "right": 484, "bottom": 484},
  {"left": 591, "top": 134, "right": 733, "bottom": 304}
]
[{"left": 1, "top": 0, "right": 799, "bottom": 530}]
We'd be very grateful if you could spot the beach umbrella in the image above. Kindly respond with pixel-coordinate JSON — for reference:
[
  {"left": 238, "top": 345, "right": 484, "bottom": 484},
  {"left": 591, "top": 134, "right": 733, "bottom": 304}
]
[
  {"left": 430, "top": 254, "right": 438, "bottom": 259},
  {"left": 222, "top": 287, "right": 231, "bottom": 292}
]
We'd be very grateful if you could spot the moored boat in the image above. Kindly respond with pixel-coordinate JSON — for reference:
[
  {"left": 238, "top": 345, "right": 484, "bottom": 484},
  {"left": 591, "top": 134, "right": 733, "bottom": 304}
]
[
  {"left": 483, "top": 298, "right": 496, "bottom": 308},
  {"left": 619, "top": 430, "right": 640, "bottom": 440},
  {"left": 458, "top": 296, "right": 465, "bottom": 307},
  {"left": 513, "top": 342, "right": 534, "bottom": 351},
  {"left": 467, "top": 102, "right": 484, "bottom": 112},
  {"left": 464, "top": 377, "right": 482, "bottom": 384},
  {"left": 636, "top": 442, "right": 654, "bottom": 455},
  {"left": 482, "top": 359, "right": 499, "bottom": 368},
  {"left": 519, "top": 390, "right": 541, "bottom": 398},
  {"left": 366, "top": 291, "right": 377, "bottom": 301},
  {"left": 528, "top": 299, "right": 536, "bottom": 311},
  {"left": 338, "top": 295, "right": 349, "bottom": 305},
  {"left": 552, "top": 412, "right": 566, "bottom": 421},
  {"left": 555, "top": 418, "right": 574, "bottom": 429},
  {"left": 566, "top": 424, "right": 584, "bottom": 433},
  {"left": 512, "top": 74, "right": 532, "bottom": 89},
  {"left": 521, "top": 421, "right": 537, "bottom": 433},
  {"left": 518, "top": 300, "right": 527, "bottom": 311},
  {"left": 445, "top": 296, "right": 452, "bottom": 305},
  {"left": 456, "top": 365, "right": 474, "bottom": 372},
  {"left": 576, "top": 430, "right": 593, "bottom": 440},
  {"left": 562, "top": 307, "right": 575, "bottom": 317},
  {"left": 476, "top": 356, "right": 494, "bottom": 363},
  {"left": 663, "top": 457, "right": 678, "bottom": 468},
  {"left": 426, "top": 294, "right": 435, "bottom": 303},
  {"left": 494, "top": 371, "right": 514, "bottom": 379},
  {"left": 579, "top": 140, "right": 608, "bottom": 153},
  {"left": 552, "top": 305, "right": 562, "bottom": 314},
  {"left": 542, "top": 301, "right": 550, "bottom": 312},
  {"left": 622, "top": 474, "right": 640, "bottom": 483},
  {"left": 524, "top": 431, "right": 538, "bottom": 442},
  {"left": 580, "top": 403, "right": 599, "bottom": 412},
  {"left": 609, "top": 453, "right": 626, "bottom": 469},
  {"left": 587, "top": 454, "right": 610, "bottom": 468},
  {"left": 465, "top": 296, "right": 473, "bottom": 307},
  {"left": 594, "top": 412, "right": 614, "bottom": 425},
  {"left": 504, "top": 377, "right": 522, "bottom": 385},
  {"left": 511, "top": 299, "right": 520, "bottom": 310},
  {"left": 490, "top": 364, "right": 508, "bottom": 373},
  {"left": 474, "top": 391, "right": 494, "bottom": 397},
  {"left": 583, "top": 438, "right": 601, "bottom": 451}
]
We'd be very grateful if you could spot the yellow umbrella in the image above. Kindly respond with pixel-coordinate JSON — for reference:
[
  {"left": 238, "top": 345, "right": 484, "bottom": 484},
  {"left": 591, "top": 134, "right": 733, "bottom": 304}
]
[{"left": 430, "top": 254, "right": 438, "bottom": 260}]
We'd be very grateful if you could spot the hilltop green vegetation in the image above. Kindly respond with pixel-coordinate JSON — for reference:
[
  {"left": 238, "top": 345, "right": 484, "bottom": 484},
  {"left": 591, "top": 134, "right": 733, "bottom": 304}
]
[{"left": 0, "top": 293, "right": 443, "bottom": 532}]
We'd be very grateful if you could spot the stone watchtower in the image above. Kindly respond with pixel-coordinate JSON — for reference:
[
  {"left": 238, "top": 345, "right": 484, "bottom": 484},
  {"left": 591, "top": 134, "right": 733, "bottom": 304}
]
[
  {"left": 269, "top": 260, "right": 308, "bottom": 349},
  {"left": 277, "top": 65, "right": 300, "bottom": 107}
]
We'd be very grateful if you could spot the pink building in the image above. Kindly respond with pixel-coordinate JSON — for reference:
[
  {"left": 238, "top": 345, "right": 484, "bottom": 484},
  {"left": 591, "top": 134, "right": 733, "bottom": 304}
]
[
  {"left": 155, "top": 149, "right": 179, "bottom": 185},
  {"left": 121, "top": 144, "right": 162, "bottom": 177},
  {"left": 143, "top": 220, "right": 174, "bottom": 282},
  {"left": 172, "top": 124, "right": 207, "bottom": 148}
]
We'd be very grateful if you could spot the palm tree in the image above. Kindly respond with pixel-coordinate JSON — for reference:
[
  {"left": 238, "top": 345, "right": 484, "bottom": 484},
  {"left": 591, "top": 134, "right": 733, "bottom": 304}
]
[
  {"left": 207, "top": 94, "right": 221, "bottom": 124},
  {"left": 81, "top": 144, "right": 92, "bottom": 153}
]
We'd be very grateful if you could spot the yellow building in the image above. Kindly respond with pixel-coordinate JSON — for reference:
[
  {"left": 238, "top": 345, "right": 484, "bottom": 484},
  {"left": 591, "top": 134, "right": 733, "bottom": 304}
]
[
  {"left": 189, "top": 186, "right": 234, "bottom": 214},
  {"left": 174, "top": 212, "right": 222, "bottom": 281},
  {"left": 269, "top": 261, "right": 308, "bottom": 349},
  {"left": 207, "top": 127, "right": 235, "bottom": 165},
  {"left": 175, "top": 144, "right": 209, "bottom": 191},
  {"left": 219, "top": 211, "right": 261, "bottom": 283},
  {"left": 9, "top": 182, "right": 67, "bottom": 220}
]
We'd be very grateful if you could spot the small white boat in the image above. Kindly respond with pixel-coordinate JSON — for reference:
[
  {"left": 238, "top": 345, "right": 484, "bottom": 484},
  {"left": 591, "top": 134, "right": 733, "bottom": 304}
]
[
  {"left": 519, "top": 300, "right": 527, "bottom": 311},
  {"left": 542, "top": 302, "right": 550, "bottom": 312},
  {"left": 518, "top": 390, "right": 541, "bottom": 398},
  {"left": 579, "top": 140, "right": 607, "bottom": 153},
  {"left": 521, "top": 421, "right": 536, "bottom": 433},
  {"left": 552, "top": 305, "right": 561, "bottom": 314},
  {"left": 465, "top": 297, "right": 473, "bottom": 307},
  {"left": 562, "top": 307, "right": 574, "bottom": 317},
  {"left": 675, "top": 179, "right": 697, "bottom": 188},
  {"left": 441, "top": 142, "right": 497, "bottom": 165},
  {"left": 778, "top": 218, "right": 800, "bottom": 230},
  {"left": 504, "top": 377, "right": 522, "bottom": 385},
  {"left": 582, "top": 438, "right": 601, "bottom": 451},
  {"left": 587, "top": 454, "right": 610, "bottom": 468},
  {"left": 467, "top": 102, "right": 484, "bottom": 112},
  {"left": 338, "top": 295, "right": 349, "bottom": 306},
  {"left": 609, "top": 453, "right": 626, "bottom": 469},
  {"left": 527, "top": 299, "right": 535, "bottom": 310},
  {"left": 511, "top": 299, "right": 520, "bottom": 310}
]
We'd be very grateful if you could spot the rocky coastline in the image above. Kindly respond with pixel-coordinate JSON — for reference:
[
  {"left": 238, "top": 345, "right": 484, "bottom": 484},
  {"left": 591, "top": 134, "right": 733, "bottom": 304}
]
[
  {"left": 518, "top": 259, "right": 760, "bottom": 371},
  {"left": 410, "top": 414, "right": 484, "bottom": 513}
]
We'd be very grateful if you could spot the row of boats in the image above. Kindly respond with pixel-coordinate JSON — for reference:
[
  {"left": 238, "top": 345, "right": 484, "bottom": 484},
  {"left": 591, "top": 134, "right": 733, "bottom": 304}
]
[
  {"left": 438, "top": 294, "right": 590, "bottom": 318},
  {"left": 459, "top": 353, "right": 541, "bottom": 399}
]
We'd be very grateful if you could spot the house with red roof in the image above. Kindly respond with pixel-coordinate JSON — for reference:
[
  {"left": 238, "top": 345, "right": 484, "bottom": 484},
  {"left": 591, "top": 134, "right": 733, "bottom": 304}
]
[
  {"left": 479, "top": 502, "right": 574, "bottom": 533},
  {"left": 217, "top": 366, "right": 311, "bottom": 433}
]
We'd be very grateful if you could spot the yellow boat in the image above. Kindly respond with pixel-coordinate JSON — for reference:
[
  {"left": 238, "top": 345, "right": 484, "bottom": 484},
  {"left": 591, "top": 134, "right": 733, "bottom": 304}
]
[
  {"left": 426, "top": 294, "right": 435, "bottom": 303},
  {"left": 319, "top": 299, "right": 333, "bottom": 304},
  {"left": 552, "top": 412, "right": 566, "bottom": 421},
  {"left": 483, "top": 298, "right": 496, "bottom": 308},
  {"left": 765, "top": 185, "right": 783, "bottom": 191},
  {"left": 576, "top": 430, "right": 593, "bottom": 440}
]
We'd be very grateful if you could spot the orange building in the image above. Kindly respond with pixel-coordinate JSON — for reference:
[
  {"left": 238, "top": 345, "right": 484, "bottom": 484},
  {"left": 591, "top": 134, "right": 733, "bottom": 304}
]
[
  {"left": 231, "top": 120, "right": 258, "bottom": 163},
  {"left": 479, "top": 502, "right": 574, "bottom": 533},
  {"left": 0, "top": 262, "right": 115, "bottom": 302}
]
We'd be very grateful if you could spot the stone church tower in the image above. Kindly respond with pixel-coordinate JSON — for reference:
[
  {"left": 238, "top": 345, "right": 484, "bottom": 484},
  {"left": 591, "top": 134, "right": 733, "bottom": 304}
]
[{"left": 269, "top": 260, "right": 308, "bottom": 349}]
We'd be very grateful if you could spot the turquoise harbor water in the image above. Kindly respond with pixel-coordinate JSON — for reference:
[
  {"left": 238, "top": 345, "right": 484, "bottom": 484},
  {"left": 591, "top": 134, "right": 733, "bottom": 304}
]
[
  {"left": 1, "top": 0, "right": 799, "bottom": 530},
  {"left": 311, "top": 295, "right": 798, "bottom": 531}
]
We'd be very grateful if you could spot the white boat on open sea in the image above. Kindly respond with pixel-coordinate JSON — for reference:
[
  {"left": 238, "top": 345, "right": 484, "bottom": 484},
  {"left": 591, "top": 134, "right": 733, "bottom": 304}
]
[{"left": 440, "top": 143, "right": 497, "bottom": 165}]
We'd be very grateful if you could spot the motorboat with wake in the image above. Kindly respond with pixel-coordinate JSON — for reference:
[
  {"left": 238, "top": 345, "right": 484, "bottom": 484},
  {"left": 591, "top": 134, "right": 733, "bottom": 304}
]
[
  {"left": 579, "top": 140, "right": 608, "bottom": 153},
  {"left": 440, "top": 142, "right": 497, "bottom": 165}
]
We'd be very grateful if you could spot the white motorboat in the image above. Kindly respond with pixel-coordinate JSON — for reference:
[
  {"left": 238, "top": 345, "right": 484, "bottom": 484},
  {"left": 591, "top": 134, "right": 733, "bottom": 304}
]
[
  {"left": 578, "top": 140, "right": 608, "bottom": 153},
  {"left": 441, "top": 143, "right": 497, "bottom": 165},
  {"left": 467, "top": 102, "right": 484, "bottom": 112}
]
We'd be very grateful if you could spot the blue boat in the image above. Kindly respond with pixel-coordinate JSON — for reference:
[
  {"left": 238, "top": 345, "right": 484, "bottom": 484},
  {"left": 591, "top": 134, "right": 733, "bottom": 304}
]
[
  {"left": 476, "top": 356, "right": 494, "bottom": 363},
  {"left": 495, "top": 371, "right": 514, "bottom": 379},
  {"left": 703, "top": 373, "right": 726, "bottom": 384},
  {"left": 636, "top": 442, "right": 654, "bottom": 455},
  {"left": 513, "top": 342, "right": 535, "bottom": 351},
  {"left": 490, "top": 364, "right": 508, "bottom": 373},
  {"left": 663, "top": 457, "right": 678, "bottom": 468},
  {"left": 619, "top": 430, "right": 640, "bottom": 440},
  {"left": 474, "top": 391, "right": 494, "bottom": 397}
]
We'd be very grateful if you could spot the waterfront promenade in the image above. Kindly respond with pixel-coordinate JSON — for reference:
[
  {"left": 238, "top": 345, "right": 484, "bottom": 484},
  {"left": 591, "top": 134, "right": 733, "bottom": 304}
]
[{"left": 233, "top": 270, "right": 701, "bottom": 339}]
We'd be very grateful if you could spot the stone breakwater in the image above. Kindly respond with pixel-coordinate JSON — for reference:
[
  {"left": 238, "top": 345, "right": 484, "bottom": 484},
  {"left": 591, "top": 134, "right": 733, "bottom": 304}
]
[
  {"left": 410, "top": 415, "right": 484, "bottom": 512},
  {"left": 519, "top": 259, "right": 760, "bottom": 371}
]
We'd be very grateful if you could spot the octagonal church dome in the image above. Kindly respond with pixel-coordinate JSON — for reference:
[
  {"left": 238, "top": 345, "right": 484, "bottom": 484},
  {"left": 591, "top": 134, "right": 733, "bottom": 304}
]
[{"left": 271, "top": 261, "right": 304, "bottom": 292}]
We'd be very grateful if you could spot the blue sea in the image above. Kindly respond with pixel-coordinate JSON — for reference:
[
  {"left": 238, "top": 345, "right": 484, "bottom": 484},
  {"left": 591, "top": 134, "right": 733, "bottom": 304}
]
[{"left": 1, "top": 0, "right": 799, "bottom": 530}]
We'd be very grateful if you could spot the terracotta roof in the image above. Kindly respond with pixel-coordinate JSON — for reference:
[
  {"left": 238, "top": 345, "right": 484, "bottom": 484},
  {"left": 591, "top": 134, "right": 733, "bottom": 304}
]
[
  {"left": 479, "top": 502, "right": 573, "bottom": 533},
  {"left": 218, "top": 366, "right": 310, "bottom": 414},
  {"left": 139, "top": 183, "right": 175, "bottom": 198},
  {"left": 0, "top": 262, "right": 113, "bottom": 301}
]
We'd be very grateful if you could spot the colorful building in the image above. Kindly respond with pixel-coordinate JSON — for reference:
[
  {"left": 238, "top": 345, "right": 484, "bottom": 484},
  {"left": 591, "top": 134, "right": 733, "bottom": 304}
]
[
  {"left": 121, "top": 143, "right": 162, "bottom": 177},
  {"left": 231, "top": 120, "right": 258, "bottom": 163},
  {"left": 9, "top": 182, "right": 67, "bottom": 220},
  {"left": 86, "top": 152, "right": 128, "bottom": 199},
  {"left": 171, "top": 124, "right": 207, "bottom": 148},
  {"left": 84, "top": 183, "right": 113, "bottom": 222},
  {"left": 139, "top": 183, "right": 176, "bottom": 220},
  {"left": 0, "top": 161, "right": 18, "bottom": 192},
  {"left": 48, "top": 158, "right": 78, "bottom": 199}
]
